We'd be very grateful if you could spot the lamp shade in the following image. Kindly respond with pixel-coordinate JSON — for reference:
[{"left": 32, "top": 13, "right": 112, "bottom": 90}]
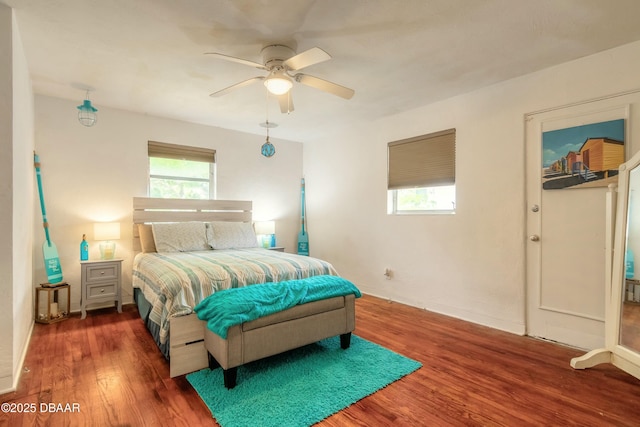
[
  {"left": 254, "top": 221, "right": 275, "bottom": 235},
  {"left": 94, "top": 222, "right": 121, "bottom": 241}
]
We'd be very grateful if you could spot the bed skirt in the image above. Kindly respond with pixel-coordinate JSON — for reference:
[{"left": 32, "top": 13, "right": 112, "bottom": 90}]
[{"left": 133, "top": 287, "right": 170, "bottom": 359}]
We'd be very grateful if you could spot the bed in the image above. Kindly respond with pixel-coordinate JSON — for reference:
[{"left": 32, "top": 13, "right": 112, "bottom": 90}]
[{"left": 131, "top": 197, "right": 345, "bottom": 377}]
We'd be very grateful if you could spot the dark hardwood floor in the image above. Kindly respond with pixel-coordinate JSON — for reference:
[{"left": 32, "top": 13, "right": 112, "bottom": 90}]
[{"left": 2, "top": 294, "right": 640, "bottom": 426}]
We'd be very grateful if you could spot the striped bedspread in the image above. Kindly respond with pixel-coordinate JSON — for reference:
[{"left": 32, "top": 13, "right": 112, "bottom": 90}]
[{"left": 132, "top": 248, "right": 338, "bottom": 344}]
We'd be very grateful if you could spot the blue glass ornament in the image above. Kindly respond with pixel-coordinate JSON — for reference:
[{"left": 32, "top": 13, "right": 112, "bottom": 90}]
[{"left": 261, "top": 138, "right": 275, "bottom": 157}]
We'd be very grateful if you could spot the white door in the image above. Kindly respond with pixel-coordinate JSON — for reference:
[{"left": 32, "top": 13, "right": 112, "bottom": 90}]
[{"left": 526, "top": 103, "right": 631, "bottom": 350}]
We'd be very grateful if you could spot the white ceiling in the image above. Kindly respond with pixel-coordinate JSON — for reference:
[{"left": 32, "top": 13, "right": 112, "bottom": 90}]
[{"left": 5, "top": 0, "right": 640, "bottom": 142}]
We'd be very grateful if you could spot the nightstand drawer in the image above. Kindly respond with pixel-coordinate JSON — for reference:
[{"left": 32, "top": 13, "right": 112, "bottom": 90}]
[
  {"left": 84, "top": 264, "right": 119, "bottom": 283},
  {"left": 87, "top": 282, "right": 117, "bottom": 299}
]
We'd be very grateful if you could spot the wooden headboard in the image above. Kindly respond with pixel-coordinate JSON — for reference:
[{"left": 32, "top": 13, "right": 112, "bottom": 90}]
[{"left": 132, "top": 197, "right": 252, "bottom": 251}]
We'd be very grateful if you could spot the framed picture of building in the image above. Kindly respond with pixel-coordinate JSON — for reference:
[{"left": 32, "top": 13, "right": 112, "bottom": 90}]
[{"left": 542, "top": 118, "right": 625, "bottom": 190}]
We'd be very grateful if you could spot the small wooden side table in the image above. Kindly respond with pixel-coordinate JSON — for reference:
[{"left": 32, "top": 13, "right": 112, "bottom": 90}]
[{"left": 35, "top": 282, "right": 70, "bottom": 324}]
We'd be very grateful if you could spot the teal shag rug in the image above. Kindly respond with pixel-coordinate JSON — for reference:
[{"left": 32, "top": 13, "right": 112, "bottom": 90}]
[{"left": 186, "top": 335, "right": 421, "bottom": 427}]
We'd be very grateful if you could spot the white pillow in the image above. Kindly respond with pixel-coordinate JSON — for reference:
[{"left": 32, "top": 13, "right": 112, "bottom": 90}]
[
  {"left": 207, "top": 221, "right": 259, "bottom": 249},
  {"left": 151, "top": 222, "right": 210, "bottom": 252}
]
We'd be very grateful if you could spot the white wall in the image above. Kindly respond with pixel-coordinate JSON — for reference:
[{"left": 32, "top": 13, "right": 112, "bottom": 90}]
[
  {"left": 33, "top": 96, "right": 304, "bottom": 311},
  {"left": 0, "top": 4, "right": 14, "bottom": 393},
  {"left": 304, "top": 40, "right": 640, "bottom": 335},
  {"left": 0, "top": 5, "right": 35, "bottom": 394},
  {"left": 11, "top": 7, "right": 34, "bottom": 392}
]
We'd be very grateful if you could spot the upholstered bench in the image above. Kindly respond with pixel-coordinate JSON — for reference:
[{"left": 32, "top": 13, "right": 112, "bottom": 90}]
[{"left": 203, "top": 293, "right": 356, "bottom": 388}]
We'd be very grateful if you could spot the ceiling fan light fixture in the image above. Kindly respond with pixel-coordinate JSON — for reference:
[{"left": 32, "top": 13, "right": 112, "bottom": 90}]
[{"left": 264, "top": 73, "right": 293, "bottom": 95}]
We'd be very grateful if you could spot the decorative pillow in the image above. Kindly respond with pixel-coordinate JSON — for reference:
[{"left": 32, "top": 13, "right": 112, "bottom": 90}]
[
  {"left": 138, "top": 224, "right": 157, "bottom": 253},
  {"left": 151, "top": 222, "right": 210, "bottom": 252},
  {"left": 207, "top": 221, "right": 259, "bottom": 249}
]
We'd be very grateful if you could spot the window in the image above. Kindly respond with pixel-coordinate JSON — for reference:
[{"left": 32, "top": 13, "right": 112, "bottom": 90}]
[
  {"left": 148, "top": 141, "right": 216, "bottom": 199},
  {"left": 387, "top": 128, "right": 456, "bottom": 214}
]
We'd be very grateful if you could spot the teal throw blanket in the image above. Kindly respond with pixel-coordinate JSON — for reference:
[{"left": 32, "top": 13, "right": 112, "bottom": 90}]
[{"left": 194, "top": 275, "right": 361, "bottom": 338}]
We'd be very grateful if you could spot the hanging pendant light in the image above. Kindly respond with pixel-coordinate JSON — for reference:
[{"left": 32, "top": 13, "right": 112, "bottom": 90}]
[
  {"left": 260, "top": 120, "right": 277, "bottom": 157},
  {"left": 260, "top": 91, "right": 277, "bottom": 157},
  {"left": 261, "top": 136, "right": 276, "bottom": 157},
  {"left": 77, "top": 90, "right": 98, "bottom": 127}
]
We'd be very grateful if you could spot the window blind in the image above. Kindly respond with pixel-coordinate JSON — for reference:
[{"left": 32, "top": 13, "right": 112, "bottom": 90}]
[
  {"left": 387, "top": 128, "right": 455, "bottom": 190},
  {"left": 148, "top": 141, "right": 216, "bottom": 163}
]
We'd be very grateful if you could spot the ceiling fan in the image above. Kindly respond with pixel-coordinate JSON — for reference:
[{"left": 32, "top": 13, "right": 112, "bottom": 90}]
[{"left": 206, "top": 44, "right": 355, "bottom": 113}]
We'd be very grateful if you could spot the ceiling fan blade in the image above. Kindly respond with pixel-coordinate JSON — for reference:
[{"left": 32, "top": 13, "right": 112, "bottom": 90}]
[
  {"left": 277, "top": 93, "right": 294, "bottom": 114},
  {"left": 209, "top": 76, "right": 265, "bottom": 97},
  {"left": 204, "top": 52, "right": 266, "bottom": 70},
  {"left": 283, "top": 47, "right": 331, "bottom": 71},
  {"left": 294, "top": 74, "right": 355, "bottom": 100}
]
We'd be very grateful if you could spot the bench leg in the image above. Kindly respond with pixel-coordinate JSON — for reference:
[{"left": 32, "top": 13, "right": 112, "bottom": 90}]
[
  {"left": 209, "top": 351, "right": 237, "bottom": 389},
  {"left": 340, "top": 332, "right": 352, "bottom": 349},
  {"left": 223, "top": 367, "right": 238, "bottom": 389},
  {"left": 208, "top": 352, "right": 220, "bottom": 370}
]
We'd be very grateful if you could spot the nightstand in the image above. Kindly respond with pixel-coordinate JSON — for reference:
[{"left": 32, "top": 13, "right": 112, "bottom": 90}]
[
  {"left": 268, "top": 247, "right": 285, "bottom": 252},
  {"left": 80, "top": 259, "right": 123, "bottom": 319}
]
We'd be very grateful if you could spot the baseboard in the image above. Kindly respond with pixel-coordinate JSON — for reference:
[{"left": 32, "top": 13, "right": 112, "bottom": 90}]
[
  {"left": 0, "top": 319, "right": 34, "bottom": 395},
  {"left": 362, "top": 291, "right": 526, "bottom": 336}
]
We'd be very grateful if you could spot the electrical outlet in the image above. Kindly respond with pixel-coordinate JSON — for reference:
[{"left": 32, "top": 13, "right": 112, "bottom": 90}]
[{"left": 383, "top": 268, "right": 392, "bottom": 280}]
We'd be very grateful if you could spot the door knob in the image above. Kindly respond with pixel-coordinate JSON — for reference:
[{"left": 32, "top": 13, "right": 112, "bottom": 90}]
[{"left": 529, "top": 235, "right": 540, "bottom": 242}]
